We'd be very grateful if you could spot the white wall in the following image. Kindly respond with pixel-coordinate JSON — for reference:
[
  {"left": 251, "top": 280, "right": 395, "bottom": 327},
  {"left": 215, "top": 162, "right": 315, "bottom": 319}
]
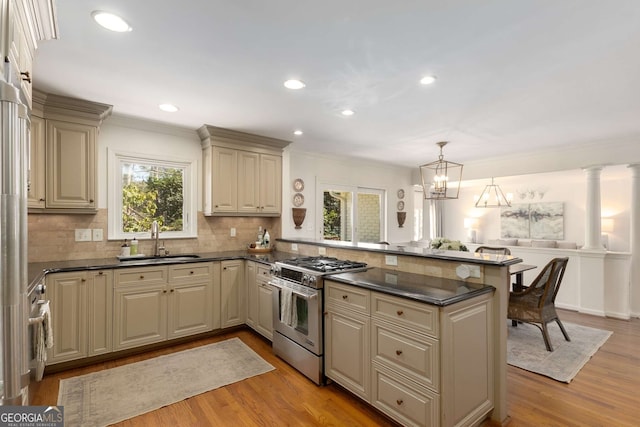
[
  {"left": 441, "top": 166, "right": 632, "bottom": 252},
  {"left": 282, "top": 148, "right": 415, "bottom": 243}
]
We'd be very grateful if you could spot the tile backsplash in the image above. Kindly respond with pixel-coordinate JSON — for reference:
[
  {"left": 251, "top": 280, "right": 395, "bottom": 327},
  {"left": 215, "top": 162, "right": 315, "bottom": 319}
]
[{"left": 28, "top": 210, "right": 281, "bottom": 262}]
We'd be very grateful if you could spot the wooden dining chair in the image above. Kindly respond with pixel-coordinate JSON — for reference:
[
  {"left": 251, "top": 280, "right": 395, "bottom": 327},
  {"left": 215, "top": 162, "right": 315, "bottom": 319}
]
[
  {"left": 507, "top": 257, "right": 570, "bottom": 351},
  {"left": 475, "top": 246, "right": 511, "bottom": 255}
]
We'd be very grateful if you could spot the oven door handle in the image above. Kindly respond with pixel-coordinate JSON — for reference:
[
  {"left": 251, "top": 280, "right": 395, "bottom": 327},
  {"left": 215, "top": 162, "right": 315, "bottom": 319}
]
[{"left": 268, "top": 280, "right": 318, "bottom": 300}]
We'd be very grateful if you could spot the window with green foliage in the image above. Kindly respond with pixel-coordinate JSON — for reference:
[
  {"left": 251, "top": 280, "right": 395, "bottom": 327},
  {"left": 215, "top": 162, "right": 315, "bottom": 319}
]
[{"left": 108, "top": 150, "right": 197, "bottom": 240}]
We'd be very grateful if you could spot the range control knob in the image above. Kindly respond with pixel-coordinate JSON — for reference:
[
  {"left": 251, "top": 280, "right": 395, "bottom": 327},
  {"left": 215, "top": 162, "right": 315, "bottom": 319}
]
[{"left": 308, "top": 276, "right": 317, "bottom": 286}]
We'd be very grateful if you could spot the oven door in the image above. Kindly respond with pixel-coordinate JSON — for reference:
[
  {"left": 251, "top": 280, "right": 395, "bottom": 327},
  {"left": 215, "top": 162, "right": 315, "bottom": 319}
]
[{"left": 270, "top": 278, "right": 322, "bottom": 355}]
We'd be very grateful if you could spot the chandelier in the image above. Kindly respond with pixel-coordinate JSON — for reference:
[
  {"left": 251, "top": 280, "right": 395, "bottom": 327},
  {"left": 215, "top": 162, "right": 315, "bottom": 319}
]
[
  {"left": 474, "top": 177, "right": 513, "bottom": 208},
  {"left": 419, "top": 141, "right": 463, "bottom": 200}
]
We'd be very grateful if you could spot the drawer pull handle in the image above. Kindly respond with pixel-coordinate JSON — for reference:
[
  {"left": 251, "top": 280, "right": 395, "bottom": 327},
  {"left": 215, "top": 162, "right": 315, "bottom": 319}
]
[
  {"left": 396, "top": 310, "right": 404, "bottom": 316},
  {"left": 342, "top": 295, "right": 348, "bottom": 300},
  {"left": 21, "top": 71, "right": 31, "bottom": 83},
  {"left": 396, "top": 350, "right": 403, "bottom": 356},
  {"left": 396, "top": 399, "right": 403, "bottom": 406}
]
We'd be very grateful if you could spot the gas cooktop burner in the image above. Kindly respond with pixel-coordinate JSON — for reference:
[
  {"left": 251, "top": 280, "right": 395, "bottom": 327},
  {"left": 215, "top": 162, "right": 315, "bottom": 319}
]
[{"left": 280, "top": 256, "right": 367, "bottom": 273}]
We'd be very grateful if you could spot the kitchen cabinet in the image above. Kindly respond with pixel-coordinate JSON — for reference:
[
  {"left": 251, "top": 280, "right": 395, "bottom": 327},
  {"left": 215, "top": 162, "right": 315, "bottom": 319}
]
[
  {"left": 246, "top": 261, "right": 273, "bottom": 340},
  {"left": 324, "top": 281, "right": 371, "bottom": 401},
  {"left": 324, "top": 280, "right": 494, "bottom": 427},
  {"left": 46, "top": 269, "right": 113, "bottom": 364},
  {"left": 220, "top": 259, "right": 246, "bottom": 328},
  {"left": 114, "top": 263, "right": 216, "bottom": 351},
  {"left": 198, "top": 125, "right": 289, "bottom": 216},
  {"left": 29, "top": 91, "right": 112, "bottom": 212}
]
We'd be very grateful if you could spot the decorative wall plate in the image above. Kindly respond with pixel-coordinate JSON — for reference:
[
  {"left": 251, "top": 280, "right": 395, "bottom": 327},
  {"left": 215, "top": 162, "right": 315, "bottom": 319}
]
[
  {"left": 397, "top": 201, "right": 405, "bottom": 211},
  {"left": 293, "top": 193, "right": 305, "bottom": 207},
  {"left": 293, "top": 178, "right": 305, "bottom": 192},
  {"left": 397, "top": 189, "right": 405, "bottom": 199}
]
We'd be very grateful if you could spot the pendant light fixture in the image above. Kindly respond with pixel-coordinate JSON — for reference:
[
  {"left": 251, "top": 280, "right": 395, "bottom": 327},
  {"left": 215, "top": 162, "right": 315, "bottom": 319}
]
[
  {"left": 419, "top": 141, "right": 463, "bottom": 200},
  {"left": 475, "top": 177, "right": 513, "bottom": 208}
]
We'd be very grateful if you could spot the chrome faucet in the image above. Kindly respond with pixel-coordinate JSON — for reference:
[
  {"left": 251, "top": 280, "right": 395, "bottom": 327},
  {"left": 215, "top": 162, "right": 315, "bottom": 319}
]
[{"left": 151, "top": 220, "right": 160, "bottom": 256}]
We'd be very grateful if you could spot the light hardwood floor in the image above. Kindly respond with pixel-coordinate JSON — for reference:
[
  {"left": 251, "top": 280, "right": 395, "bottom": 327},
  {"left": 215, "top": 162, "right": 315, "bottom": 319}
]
[{"left": 31, "top": 309, "right": 640, "bottom": 426}]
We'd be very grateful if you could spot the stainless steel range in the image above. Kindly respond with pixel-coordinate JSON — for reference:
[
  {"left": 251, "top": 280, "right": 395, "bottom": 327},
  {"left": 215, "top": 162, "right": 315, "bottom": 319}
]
[{"left": 269, "top": 256, "right": 368, "bottom": 385}]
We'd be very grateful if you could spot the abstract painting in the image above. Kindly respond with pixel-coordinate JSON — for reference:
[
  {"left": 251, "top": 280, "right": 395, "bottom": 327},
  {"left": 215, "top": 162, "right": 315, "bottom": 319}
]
[{"left": 501, "top": 202, "right": 564, "bottom": 240}]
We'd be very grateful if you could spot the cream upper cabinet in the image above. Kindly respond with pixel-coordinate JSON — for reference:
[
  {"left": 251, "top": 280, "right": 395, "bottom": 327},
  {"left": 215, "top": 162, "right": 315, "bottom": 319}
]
[
  {"left": 199, "top": 125, "right": 290, "bottom": 217},
  {"left": 45, "top": 120, "right": 97, "bottom": 209},
  {"left": 29, "top": 91, "right": 112, "bottom": 213},
  {"left": 28, "top": 114, "right": 45, "bottom": 208}
]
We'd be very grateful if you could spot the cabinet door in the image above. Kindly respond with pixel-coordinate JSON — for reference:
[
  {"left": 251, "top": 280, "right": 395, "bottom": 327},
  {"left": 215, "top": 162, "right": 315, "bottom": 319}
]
[
  {"left": 28, "top": 115, "right": 46, "bottom": 208},
  {"left": 245, "top": 261, "right": 258, "bottom": 328},
  {"left": 212, "top": 146, "right": 238, "bottom": 213},
  {"left": 45, "top": 120, "right": 97, "bottom": 209},
  {"left": 113, "top": 284, "right": 167, "bottom": 350},
  {"left": 237, "top": 151, "right": 260, "bottom": 213},
  {"left": 220, "top": 260, "right": 245, "bottom": 328},
  {"left": 88, "top": 270, "right": 113, "bottom": 356},
  {"left": 259, "top": 154, "right": 282, "bottom": 214},
  {"left": 46, "top": 272, "right": 87, "bottom": 364},
  {"left": 325, "top": 308, "right": 370, "bottom": 401},
  {"left": 167, "top": 280, "right": 213, "bottom": 339},
  {"left": 256, "top": 282, "right": 274, "bottom": 340}
]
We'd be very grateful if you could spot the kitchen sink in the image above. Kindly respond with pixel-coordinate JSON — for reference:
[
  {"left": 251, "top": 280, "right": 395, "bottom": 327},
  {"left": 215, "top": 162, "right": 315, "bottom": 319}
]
[{"left": 118, "top": 254, "right": 201, "bottom": 264}]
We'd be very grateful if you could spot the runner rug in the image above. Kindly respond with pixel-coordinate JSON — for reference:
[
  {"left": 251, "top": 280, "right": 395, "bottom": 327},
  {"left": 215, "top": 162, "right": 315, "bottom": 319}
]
[
  {"left": 57, "top": 337, "right": 275, "bottom": 426},
  {"left": 507, "top": 321, "right": 612, "bottom": 383}
]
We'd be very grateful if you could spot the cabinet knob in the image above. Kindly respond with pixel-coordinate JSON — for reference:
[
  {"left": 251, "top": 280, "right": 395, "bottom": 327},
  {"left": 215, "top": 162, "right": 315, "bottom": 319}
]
[
  {"left": 81, "top": 278, "right": 86, "bottom": 282},
  {"left": 21, "top": 71, "right": 31, "bottom": 83},
  {"left": 170, "top": 289, "right": 174, "bottom": 292},
  {"left": 163, "top": 289, "right": 167, "bottom": 293},
  {"left": 396, "top": 349, "right": 403, "bottom": 356},
  {"left": 396, "top": 310, "right": 404, "bottom": 316},
  {"left": 140, "top": 275, "right": 144, "bottom": 279},
  {"left": 39, "top": 198, "right": 45, "bottom": 202},
  {"left": 396, "top": 399, "right": 403, "bottom": 406},
  {"left": 342, "top": 295, "right": 348, "bottom": 300},
  {"left": 190, "top": 271, "right": 194, "bottom": 275},
  {"left": 98, "top": 271, "right": 103, "bottom": 275},
  {"left": 89, "top": 199, "right": 94, "bottom": 203}
]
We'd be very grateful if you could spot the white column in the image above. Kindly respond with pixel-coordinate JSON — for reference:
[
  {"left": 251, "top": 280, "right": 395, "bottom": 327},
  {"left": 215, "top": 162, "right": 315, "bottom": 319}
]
[
  {"left": 629, "top": 163, "right": 640, "bottom": 316},
  {"left": 582, "top": 166, "right": 605, "bottom": 250}
]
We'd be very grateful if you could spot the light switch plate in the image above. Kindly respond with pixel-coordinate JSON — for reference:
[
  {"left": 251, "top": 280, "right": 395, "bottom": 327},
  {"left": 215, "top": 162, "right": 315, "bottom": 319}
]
[
  {"left": 318, "top": 247, "right": 327, "bottom": 255},
  {"left": 230, "top": 227, "right": 236, "bottom": 237},
  {"left": 92, "top": 228, "right": 103, "bottom": 241},
  {"left": 75, "top": 228, "right": 91, "bottom": 242},
  {"left": 291, "top": 243, "right": 298, "bottom": 251}
]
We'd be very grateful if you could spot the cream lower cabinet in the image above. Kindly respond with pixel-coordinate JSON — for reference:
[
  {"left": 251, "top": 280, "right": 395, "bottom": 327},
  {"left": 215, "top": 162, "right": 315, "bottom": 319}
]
[
  {"left": 324, "top": 280, "right": 494, "bottom": 427},
  {"left": 46, "top": 269, "right": 113, "bottom": 364},
  {"left": 246, "top": 261, "right": 274, "bottom": 340},
  {"left": 114, "top": 263, "right": 216, "bottom": 351},
  {"left": 221, "top": 260, "right": 246, "bottom": 328}
]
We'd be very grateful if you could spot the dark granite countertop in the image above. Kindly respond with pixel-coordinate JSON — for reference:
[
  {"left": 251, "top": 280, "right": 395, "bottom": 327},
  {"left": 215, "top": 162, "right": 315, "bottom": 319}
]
[
  {"left": 325, "top": 267, "right": 495, "bottom": 306},
  {"left": 277, "top": 237, "right": 522, "bottom": 266},
  {"left": 28, "top": 250, "right": 293, "bottom": 292}
]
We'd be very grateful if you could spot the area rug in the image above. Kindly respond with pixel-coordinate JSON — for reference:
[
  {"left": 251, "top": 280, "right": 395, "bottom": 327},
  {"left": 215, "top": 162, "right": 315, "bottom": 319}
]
[
  {"left": 507, "top": 321, "right": 612, "bottom": 383},
  {"left": 57, "top": 338, "right": 275, "bottom": 427}
]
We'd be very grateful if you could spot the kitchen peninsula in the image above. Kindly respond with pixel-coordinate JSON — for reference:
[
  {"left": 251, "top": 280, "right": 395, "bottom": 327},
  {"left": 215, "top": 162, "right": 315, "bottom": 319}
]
[{"left": 277, "top": 237, "right": 521, "bottom": 426}]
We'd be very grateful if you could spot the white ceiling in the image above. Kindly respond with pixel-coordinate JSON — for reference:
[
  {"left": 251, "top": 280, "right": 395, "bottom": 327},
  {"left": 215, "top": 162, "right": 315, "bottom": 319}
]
[{"left": 33, "top": 0, "right": 640, "bottom": 168}]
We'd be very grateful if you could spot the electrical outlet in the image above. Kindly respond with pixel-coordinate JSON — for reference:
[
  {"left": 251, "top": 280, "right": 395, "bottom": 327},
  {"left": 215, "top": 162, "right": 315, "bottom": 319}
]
[
  {"left": 92, "top": 228, "right": 103, "bottom": 241},
  {"left": 318, "top": 247, "right": 327, "bottom": 255},
  {"left": 291, "top": 243, "right": 298, "bottom": 251},
  {"left": 385, "top": 255, "right": 398, "bottom": 266},
  {"left": 75, "top": 228, "right": 91, "bottom": 242},
  {"left": 230, "top": 227, "right": 236, "bottom": 237}
]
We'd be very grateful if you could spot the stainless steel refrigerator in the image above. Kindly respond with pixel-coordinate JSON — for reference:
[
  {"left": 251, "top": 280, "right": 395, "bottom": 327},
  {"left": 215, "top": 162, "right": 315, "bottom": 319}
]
[{"left": 1, "top": 78, "right": 31, "bottom": 405}]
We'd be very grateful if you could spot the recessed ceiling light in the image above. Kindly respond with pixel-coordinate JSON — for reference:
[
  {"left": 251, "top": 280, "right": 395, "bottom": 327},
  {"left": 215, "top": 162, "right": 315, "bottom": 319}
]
[
  {"left": 284, "top": 79, "right": 306, "bottom": 90},
  {"left": 293, "top": 130, "right": 303, "bottom": 136},
  {"left": 420, "top": 75, "right": 437, "bottom": 85},
  {"left": 341, "top": 109, "right": 355, "bottom": 116},
  {"left": 91, "top": 11, "right": 132, "bottom": 32},
  {"left": 159, "top": 103, "right": 179, "bottom": 112}
]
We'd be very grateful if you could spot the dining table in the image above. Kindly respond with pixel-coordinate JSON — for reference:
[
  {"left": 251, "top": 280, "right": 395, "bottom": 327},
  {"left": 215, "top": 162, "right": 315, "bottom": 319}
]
[{"left": 508, "top": 263, "right": 537, "bottom": 326}]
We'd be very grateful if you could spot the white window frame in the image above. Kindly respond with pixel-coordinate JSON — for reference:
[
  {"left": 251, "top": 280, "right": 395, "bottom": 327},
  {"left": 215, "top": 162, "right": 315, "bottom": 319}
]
[
  {"left": 107, "top": 148, "right": 197, "bottom": 240},
  {"left": 316, "top": 181, "right": 386, "bottom": 243}
]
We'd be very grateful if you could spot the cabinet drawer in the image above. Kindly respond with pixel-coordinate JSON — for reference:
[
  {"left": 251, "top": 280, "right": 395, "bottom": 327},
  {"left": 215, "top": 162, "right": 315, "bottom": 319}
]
[
  {"left": 325, "top": 280, "right": 370, "bottom": 314},
  {"left": 372, "top": 363, "right": 440, "bottom": 427},
  {"left": 115, "top": 266, "right": 168, "bottom": 287},
  {"left": 372, "top": 319, "right": 439, "bottom": 392},
  {"left": 372, "top": 292, "right": 439, "bottom": 338},
  {"left": 256, "top": 265, "right": 271, "bottom": 284},
  {"left": 169, "top": 262, "right": 213, "bottom": 282}
]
